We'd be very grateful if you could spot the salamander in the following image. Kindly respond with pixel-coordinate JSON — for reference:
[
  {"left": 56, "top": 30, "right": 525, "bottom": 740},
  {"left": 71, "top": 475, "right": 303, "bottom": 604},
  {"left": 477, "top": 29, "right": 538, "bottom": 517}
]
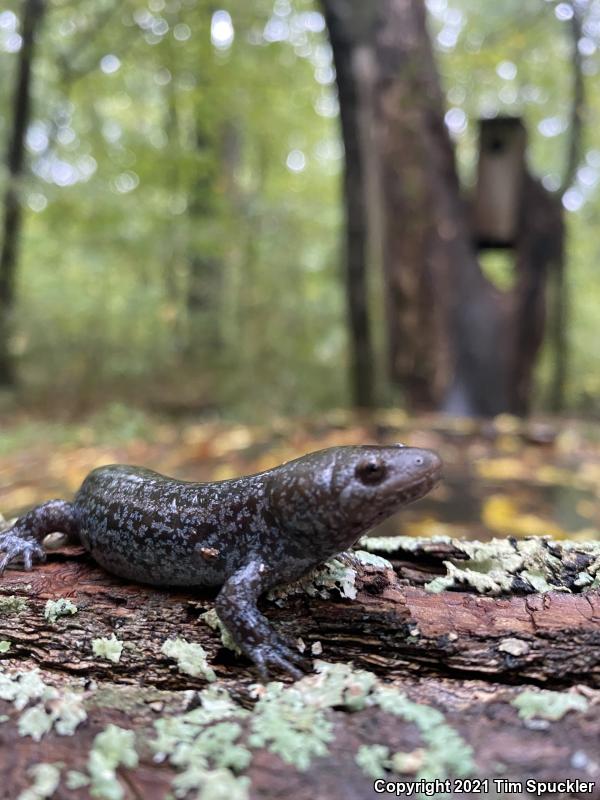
[{"left": 0, "top": 444, "right": 441, "bottom": 678}]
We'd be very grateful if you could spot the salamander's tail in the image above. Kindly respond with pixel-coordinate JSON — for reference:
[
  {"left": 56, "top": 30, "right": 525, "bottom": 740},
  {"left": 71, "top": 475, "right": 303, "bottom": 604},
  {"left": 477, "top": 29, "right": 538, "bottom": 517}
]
[{"left": 0, "top": 500, "right": 78, "bottom": 574}]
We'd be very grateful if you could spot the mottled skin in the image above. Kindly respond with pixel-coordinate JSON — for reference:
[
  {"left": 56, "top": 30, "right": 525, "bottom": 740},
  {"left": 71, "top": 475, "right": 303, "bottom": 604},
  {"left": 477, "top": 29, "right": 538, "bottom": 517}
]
[{"left": 0, "top": 445, "right": 441, "bottom": 678}]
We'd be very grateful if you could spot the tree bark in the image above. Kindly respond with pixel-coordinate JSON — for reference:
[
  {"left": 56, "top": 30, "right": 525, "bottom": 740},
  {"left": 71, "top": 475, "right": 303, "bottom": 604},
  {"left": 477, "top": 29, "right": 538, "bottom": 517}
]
[
  {"left": 372, "top": 0, "right": 511, "bottom": 415},
  {"left": 512, "top": 176, "right": 564, "bottom": 414},
  {"left": 321, "top": 2, "right": 376, "bottom": 408},
  {"left": 0, "top": 0, "right": 45, "bottom": 388},
  {"left": 323, "top": 0, "right": 566, "bottom": 417},
  {"left": 1, "top": 539, "right": 600, "bottom": 798}
]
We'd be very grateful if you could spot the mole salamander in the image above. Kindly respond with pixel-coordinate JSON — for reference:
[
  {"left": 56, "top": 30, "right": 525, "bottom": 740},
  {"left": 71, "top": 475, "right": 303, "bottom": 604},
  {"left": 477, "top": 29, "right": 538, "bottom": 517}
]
[{"left": 0, "top": 444, "right": 441, "bottom": 678}]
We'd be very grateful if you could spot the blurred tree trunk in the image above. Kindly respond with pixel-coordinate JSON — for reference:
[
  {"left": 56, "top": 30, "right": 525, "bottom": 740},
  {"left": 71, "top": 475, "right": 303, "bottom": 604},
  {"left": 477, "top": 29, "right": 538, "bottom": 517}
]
[
  {"left": 371, "top": 0, "right": 507, "bottom": 414},
  {"left": 513, "top": 176, "right": 564, "bottom": 415},
  {"left": 323, "top": 0, "right": 557, "bottom": 416},
  {"left": 184, "top": 120, "right": 224, "bottom": 358},
  {"left": 0, "top": 0, "right": 45, "bottom": 388},
  {"left": 321, "top": 4, "right": 375, "bottom": 408}
]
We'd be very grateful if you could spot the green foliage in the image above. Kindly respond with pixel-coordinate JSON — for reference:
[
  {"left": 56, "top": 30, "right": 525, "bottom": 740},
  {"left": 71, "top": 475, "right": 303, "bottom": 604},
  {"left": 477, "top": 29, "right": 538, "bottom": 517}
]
[
  {"left": 1, "top": 0, "right": 600, "bottom": 414},
  {"left": 1, "top": 0, "right": 344, "bottom": 418}
]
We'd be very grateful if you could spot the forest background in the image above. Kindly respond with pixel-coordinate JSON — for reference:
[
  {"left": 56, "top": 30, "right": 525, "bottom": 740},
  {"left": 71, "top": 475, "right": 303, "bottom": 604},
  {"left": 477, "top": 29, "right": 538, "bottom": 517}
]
[{"left": 1, "top": 0, "right": 599, "bottom": 420}]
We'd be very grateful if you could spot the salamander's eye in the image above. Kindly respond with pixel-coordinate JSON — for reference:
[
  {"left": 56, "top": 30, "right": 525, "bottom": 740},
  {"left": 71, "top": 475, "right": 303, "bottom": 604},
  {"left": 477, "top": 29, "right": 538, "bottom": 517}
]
[{"left": 355, "top": 459, "right": 387, "bottom": 485}]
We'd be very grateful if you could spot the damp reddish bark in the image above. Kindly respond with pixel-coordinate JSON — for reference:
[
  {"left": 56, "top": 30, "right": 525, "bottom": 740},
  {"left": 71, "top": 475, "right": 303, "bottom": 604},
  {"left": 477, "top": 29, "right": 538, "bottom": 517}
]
[{"left": 1, "top": 545, "right": 599, "bottom": 798}]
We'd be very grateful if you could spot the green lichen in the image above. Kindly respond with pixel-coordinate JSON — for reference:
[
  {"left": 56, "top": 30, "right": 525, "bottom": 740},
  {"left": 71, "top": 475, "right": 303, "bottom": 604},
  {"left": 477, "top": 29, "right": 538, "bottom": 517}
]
[
  {"left": 373, "top": 686, "right": 475, "bottom": 780},
  {"left": 0, "top": 595, "right": 28, "bottom": 615},
  {"left": 44, "top": 598, "right": 78, "bottom": 624},
  {"left": 248, "top": 681, "right": 335, "bottom": 770},
  {"left": 145, "top": 662, "right": 477, "bottom": 795},
  {"left": 65, "top": 771, "right": 90, "bottom": 791},
  {"left": 355, "top": 744, "right": 390, "bottom": 779},
  {"left": 294, "top": 663, "right": 473, "bottom": 782},
  {"left": 575, "top": 571, "right": 594, "bottom": 588},
  {"left": 70, "top": 724, "right": 138, "bottom": 800},
  {"left": 0, "top": 668, "right": 86, "bottom": 741},
  {"left": 176, "top": 768, "right": 250, "bottom": 800},
  {"left": 18, "top": 689, "right": 87, "bottom": 742},
  {"left": 18, "top": 704, "right": 54, "bottom": 741},
  {"left": 362, "top": 534, "right": 600, "bottom": 596},
  {"left": 0, "top": 640, "right": 10, "bottom": 653},
  {"left": 352, "top": 550, "right": 393, "bottom": 570},
  {"left": 152, "top": 686, "right": 250, "bottom": 760},
  {"left": 0, "top": 669, "right": 54, "bottom": 710},
  {"left": 305, "top": 661, "right": 378, "bottom": 711},
  {"left": 268, "top": 556, "right": 358, "bottom": 602},
  {"left": 152, "top": 687, "right": 251, "bottom": 799},
  {"left": 426, "top": 560, "right": 515, "bottom": 595},
  {"left": 171, "top": 723, "right": 252, "bottom": 797},
  {"left": 359, "top": 535, "right": 452, "bottom": 553},
  {"left": 423, "top": 575, "right": 453, "bottom": 594},
  {"left": 162, "top": 637, "right": 216, "bottom": 681},
  {"left": 17, "top": 762, "right": 62, "bottom": 800},
  {"left": 421, "top": 538, "right": 571, "bottom": 595},
  {"left": 54, "top": 691, "right": 89, "bottom": 735},
  {"left": 92, "top": 635, "right": 123, "bottom": 664},
  {"left": 512, "top": 689, "right": 589, "bottom": 721},
  {"left": 201, "top": 608, "right": 242, "bottom": 654},
  {"left": 174, "top": 721, "right": 251, "bottom": 772}
]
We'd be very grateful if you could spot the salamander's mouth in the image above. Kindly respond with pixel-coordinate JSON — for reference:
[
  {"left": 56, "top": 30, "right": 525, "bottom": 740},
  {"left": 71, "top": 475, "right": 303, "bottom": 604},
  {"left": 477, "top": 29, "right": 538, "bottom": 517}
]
[{"left": 396, "top": 463, "right": 442, "bottom": 505}]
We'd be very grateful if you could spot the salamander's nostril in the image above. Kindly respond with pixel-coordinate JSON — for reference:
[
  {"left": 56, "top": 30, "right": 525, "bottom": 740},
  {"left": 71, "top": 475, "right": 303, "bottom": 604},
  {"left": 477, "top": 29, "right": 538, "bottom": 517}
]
[{"left": 414, "top": 456, "right": 424, "bottom": 466}]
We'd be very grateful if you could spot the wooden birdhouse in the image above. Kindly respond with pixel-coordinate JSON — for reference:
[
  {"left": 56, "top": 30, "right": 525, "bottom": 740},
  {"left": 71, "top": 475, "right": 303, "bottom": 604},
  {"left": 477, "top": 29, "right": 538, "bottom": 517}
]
[{"left": 473, "top": 117, "right": 527, "bottom": 249}]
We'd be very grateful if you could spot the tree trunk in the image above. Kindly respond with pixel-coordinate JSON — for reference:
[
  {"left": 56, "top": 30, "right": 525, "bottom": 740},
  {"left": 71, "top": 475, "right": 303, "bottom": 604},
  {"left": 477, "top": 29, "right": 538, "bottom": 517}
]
[
  {"left": 184, "top": 119, "right": 223, "bottom": 358},
  {"left": 321, "top": 2, "right": 376, "bottom": 408},
  {"left": 1, "top": 538, "right": 600, "bottom": 798},
  {"left": 512, "top": 176, "right": 564, "bottom": 414},
  {"left": 323, "top": 0, "right": 561, "bottom": 417},
  {"left": 372, "top": 0, "right": 512, "bottom": 415},
  {"left": 0, "top": 0, "right": 45, "bottom": 388}
]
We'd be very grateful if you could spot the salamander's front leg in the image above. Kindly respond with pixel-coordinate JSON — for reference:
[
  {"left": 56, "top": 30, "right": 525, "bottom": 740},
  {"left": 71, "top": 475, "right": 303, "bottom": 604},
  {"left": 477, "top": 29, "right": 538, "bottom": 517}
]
[
  {"left": 215, "top": 560, "right": 308, "bottom": 681},
  {"left": 0, "top": 500, "right": 78, "bottom": 574}
]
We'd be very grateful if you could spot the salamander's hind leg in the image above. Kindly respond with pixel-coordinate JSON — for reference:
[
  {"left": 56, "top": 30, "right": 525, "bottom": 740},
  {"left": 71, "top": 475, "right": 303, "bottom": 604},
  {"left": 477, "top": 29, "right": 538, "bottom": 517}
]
[
  {"left": 0, "top": 500, "right": 78, "bottom": 575},
  {"left": 215, "top": 560, "right": 309, "bottom": 681}
]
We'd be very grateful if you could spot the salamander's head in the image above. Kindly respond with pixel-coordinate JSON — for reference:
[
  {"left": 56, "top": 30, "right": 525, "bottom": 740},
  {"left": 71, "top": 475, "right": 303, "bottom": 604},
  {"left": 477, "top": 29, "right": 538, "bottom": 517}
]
[{"left": 267, "top": 444, "right": 442, "bottom": 553}]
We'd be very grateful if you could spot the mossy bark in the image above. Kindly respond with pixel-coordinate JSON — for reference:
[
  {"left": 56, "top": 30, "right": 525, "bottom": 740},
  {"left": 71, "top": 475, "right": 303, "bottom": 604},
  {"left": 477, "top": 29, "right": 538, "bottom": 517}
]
[{"left": 1, "top": 540, "right": 600, "bottom": 798}]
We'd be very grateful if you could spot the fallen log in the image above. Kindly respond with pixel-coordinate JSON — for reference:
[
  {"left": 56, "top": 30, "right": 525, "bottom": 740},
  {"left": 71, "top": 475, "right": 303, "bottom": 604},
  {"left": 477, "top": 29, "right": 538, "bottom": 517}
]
[{"left": 0, "top": 535, "right": 599, "bottom": 799}]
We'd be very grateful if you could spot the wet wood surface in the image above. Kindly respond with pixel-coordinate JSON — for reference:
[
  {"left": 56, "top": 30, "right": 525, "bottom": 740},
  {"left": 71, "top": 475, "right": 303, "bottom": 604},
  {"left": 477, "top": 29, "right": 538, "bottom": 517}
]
[{"left": 1, "top": 544, "right": 599, "bottom": 799}]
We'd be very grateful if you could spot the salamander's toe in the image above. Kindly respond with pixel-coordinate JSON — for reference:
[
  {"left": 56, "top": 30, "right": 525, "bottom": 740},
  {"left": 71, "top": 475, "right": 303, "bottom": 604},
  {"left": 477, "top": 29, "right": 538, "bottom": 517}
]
[
  {"left": 0, "top": 534, "right": 46, "bottom": 575},
  {"left": 252, "top": 651, "right": 270, "bottom": 683},
  {"left": 249, "top": 637, "right": 312, "bottom": 682},
  {"left": 266, "top": 651, "right": 304, "bottom": 680}
]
